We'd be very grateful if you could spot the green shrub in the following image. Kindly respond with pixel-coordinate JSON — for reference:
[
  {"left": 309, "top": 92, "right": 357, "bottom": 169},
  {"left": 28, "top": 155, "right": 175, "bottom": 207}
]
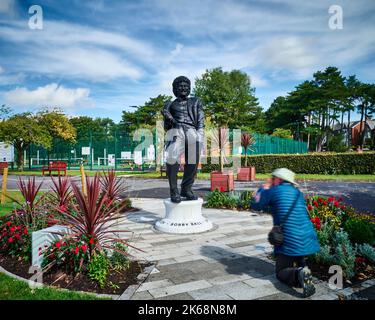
[
  {"left": 317, "top": 221, "right": 336, "bottom": 246},
  {"left": 205, "top": 189, "right": 237, "bottom": 209},
  {"left": 205, "top": 190, "right": 254, "bottom": 210},
  {"left": 356, "top": 243, "right": 375, "bottom": 263},
  {"left": 314, "top": 245, "right": 334, "bottom": 265},
  {"left": 327, "top": 133, "right": 349, "bottom": 153},
  {"left": 238, "top": 190, "right": 253, "bottom": 210},
  {"left": 201, "top": 152, "right": 375, "bottom": 174},
  {"left": 332, "top": 230, "right": 356, "bottom": 279},
  {"left": 88, "top": 252, "right": 110, "bottom": 289},
  {"left": 110, "top": 243, "right": 130, "bottom": 271},
  {"left": 344, "top": 219, "right": 375, "bottom": 245}
]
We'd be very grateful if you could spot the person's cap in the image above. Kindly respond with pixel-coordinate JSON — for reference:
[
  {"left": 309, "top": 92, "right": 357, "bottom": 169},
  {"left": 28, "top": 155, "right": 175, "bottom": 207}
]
[{"left": 271, "top": 168, "right": 298, "bottom": 185}]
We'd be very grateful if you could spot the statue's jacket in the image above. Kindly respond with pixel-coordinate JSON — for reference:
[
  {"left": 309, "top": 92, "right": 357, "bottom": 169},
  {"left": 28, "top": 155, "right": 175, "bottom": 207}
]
[{"left": 162, "top": 97, "right": 205, "bottom": 131}]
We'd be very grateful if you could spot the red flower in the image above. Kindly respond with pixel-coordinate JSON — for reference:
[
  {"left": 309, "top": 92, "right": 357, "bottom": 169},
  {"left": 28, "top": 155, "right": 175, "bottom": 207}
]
[
  {"left": 220, "top": 186, "right": 225, "bottom": 193},
  {"left": 17, "top": 226, "right": 21, "bottom": 231},
  {"left": 6, "top": 221, "right": 11, "bottom": 227},
  {"left": 10, "top": 227, "right": 16, "bottom": 233},
  {"left": 334, "top": 201, "right": 340, "bottom": 208},
  {"left": 310, "top": 217, "right": 321, "bottom": 230},
  {"left": 323, "top": 200, "right": 328, "bottom": 205},
  {"left": 23, "top": 227, "right": 28, "bottom": 235},
  {"left": 313, "top": 201, "right": 319, "bottom": 207},
  {"left": 81, "top": 244, "right": 87, "bottom": 251},
  {"left": 307, "top": 204, "right": 313, "bottom": 211},
  {"left": 74, "top": 247, "right": 79, "bottom": 255},
  {"left": 8, "top": 237, "right": 13, "bottom": 243},
  {"left": 328, "top": 196, "right": 335, "bottom": 202},
  {"left": 63, "top": 242, "right": 67, "bottom": 247},
  {"left": 14, "top": 233, "right": 20, "bottom": 239},
  {"left": 356, "top": 257, "right": 366, "bottom": 264},
  {"left": 89, "top": 238, "right": 95, "bottom": 245},
  {"left": 318, "top": 198, "right": 323, "bottom": 203},
  {"left": 55, "top": 242, "right": 61, "bottom": 249}
]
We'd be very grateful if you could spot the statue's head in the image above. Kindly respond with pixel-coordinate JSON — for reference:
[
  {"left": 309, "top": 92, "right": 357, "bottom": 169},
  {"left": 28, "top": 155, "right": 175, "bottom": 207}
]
[{"left": 172, "top": 76, "right": 191, "bottom": 99}]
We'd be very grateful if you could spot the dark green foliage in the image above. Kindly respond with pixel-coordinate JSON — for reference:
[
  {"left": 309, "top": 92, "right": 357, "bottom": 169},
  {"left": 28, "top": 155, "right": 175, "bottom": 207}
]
[
  {"left": 326, "top": 133, "right": 349, "bottom": 153},
  {"left": 88, "top": 252, "right": 110, "bottom": 289},
  {"left": 110, "top": 243, "right": 130, "bottom": 271},
  {"left": 344, "top": 219, "right": 375, "bottom": 245},
  {"left": 238, "top": 190, "right": 253, "bottom": 210},
  {"left": 205, "top": 189, "right": 237, "bottom": 209},
  {"left": 202, "top": 152, "right": 375, "bottom": 174},
  {"left": 205, "top": 190, "right": 253, "bottom": 210}
]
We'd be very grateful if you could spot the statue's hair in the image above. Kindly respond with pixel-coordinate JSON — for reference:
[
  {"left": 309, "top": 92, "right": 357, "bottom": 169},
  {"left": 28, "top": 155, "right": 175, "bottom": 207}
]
[{"left": 172, "top": 76, "right": 191, "bottom": 96}]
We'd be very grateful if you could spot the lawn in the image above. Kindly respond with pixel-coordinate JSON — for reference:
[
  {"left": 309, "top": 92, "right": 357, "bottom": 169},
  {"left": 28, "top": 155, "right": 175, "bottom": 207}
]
[
  {"left": 0, "top": 273, "right": 104, "bottom": 300},
  {"left": 0, "top": 191, "right": 24, "bottom": 217},
  {"left": 6, "top": 170, "right": 375, "bottom": 181}
]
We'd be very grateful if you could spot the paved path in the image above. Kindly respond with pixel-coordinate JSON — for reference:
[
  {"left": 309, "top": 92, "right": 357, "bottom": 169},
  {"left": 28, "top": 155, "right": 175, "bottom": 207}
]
[
  {"left": 120, "top": 198, "right": 361, "bottom": 300},
  {"left": 3, "top": 176, "right": 375, "bottom": 214}
]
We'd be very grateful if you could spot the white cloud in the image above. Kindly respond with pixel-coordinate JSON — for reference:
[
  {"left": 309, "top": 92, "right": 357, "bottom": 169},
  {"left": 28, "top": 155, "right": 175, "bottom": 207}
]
[
  {"left": 0, "top": 66, "right": 4, "bottom": 74},
  {"left": 22, "top": 47, "right": 143, "bottom": 81},
  {"left": 0, "top": 20, "right": 152, "bottom": 81},
  {"left": 258, "top": 37, "right": 319, "bottom": 78},
  {"left": 4, "top": 83, "right": 92, "bottom": 109}
]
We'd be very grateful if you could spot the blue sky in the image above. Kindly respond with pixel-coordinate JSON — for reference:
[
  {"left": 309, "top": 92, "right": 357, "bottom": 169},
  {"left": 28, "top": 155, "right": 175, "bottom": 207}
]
[{"left": 0, "top": 0, "right": 374, "bottom": 122}]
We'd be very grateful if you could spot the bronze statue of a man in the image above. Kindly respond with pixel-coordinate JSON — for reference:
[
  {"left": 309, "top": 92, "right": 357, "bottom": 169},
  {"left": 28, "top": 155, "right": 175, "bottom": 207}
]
[{"left": 162, "top": 76, "right": 204, "bottom": 203}]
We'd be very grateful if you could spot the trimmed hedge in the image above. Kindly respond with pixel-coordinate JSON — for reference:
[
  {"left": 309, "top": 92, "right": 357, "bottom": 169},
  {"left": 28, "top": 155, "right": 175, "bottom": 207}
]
[{"left": 201, "top": 152, "right": 375, "bottom": 174}]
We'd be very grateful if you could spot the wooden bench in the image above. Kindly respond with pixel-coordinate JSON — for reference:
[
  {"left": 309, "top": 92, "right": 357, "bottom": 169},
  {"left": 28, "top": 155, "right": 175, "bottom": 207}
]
[{"left": 42, "top": 161, "right": 67, "bottom": 176}]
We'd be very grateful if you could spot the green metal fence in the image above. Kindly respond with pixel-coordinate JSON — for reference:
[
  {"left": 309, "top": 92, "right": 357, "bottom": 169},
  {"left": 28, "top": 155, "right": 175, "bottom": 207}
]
[
  {"left": 21, "top": 130, "right": 307, "bottom": 171},
  {"left": 245, "top": 133, "right": 307, "bottom": 155}
]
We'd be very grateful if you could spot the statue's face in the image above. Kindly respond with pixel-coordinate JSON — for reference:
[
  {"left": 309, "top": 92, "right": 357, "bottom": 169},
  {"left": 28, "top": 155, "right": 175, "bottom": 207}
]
[{"left": 175, "top": 81, "right": 190, "bottom": 99}]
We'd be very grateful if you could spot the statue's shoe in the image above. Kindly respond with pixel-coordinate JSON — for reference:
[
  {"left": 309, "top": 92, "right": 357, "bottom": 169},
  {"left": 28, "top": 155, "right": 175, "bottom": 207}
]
[
  {"left": 170, "top": 193, "right": 181, "bottom": 203},
  {"left": 180, "top": 190, "right": 198, "bottom": 201}
]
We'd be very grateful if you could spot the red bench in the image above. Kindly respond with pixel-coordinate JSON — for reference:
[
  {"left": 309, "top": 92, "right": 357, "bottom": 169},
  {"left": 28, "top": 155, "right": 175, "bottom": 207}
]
[
  {"left": 42, "top": 161, "right": 67, "bottom": 176},
  {"left": 0, "top": 162, "right": 8, "bottom": 175}
]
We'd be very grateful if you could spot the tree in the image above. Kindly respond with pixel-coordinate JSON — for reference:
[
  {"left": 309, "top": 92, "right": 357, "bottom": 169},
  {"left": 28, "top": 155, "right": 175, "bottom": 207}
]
[
  {"left": 69, "top": 116, "right": 117, "bottom": 142},
  {"left": 121, "top": 95, "right": 172, "bottom": 133},
  {"left": 37, "top": 109, "right": 76, "bottom": 143},
  {"left": 0, "top": 110, "right": 77, "bottom": 171},
  {"left": 0, "top": 113, "right": 51, "bottom": 170},
  {"left": 271, "top": 128, "right": 293, "bottom": 140},
  {"left": 0, "top": 105, "right": 11, "bottom": 120},
  {"left": 356, "top": 83, "right": 375, "bottom": 148},
  {"left": 194, "top": 67, "right": 262, "bottom": 171}
]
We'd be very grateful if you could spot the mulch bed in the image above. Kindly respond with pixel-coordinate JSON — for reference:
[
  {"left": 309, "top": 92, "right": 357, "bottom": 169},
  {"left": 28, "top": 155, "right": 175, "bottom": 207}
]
[
  {"left": 307, "top": 260, "right": 375, "bottom": 288},
  {"left": 0, "top": 254, "right": 152, "bottom": 295}
]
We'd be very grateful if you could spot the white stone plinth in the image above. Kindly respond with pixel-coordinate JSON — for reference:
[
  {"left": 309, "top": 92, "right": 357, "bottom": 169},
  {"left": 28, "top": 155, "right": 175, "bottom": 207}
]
[
  {"left": 32, "top": 225, "right": 70, "bottom": 267},
  {"left": 155, "top": 198, "right": 213, "bottom": 234}
]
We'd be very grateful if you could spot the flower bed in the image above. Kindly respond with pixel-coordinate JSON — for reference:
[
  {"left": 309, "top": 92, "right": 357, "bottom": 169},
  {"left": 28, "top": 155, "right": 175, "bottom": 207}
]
[
  {"left": 306, "top": 195, "right": 375, "bottom": 285},
  {"left": 0, "top": 171, "right": 147, "bottom": 296}
]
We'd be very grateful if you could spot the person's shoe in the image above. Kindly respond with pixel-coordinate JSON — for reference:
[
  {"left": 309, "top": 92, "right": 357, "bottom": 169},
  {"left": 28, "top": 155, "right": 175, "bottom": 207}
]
[
  {"left": 297, "top": 267, "right": 315, "bottom": 298},
  {"left": 180, "top": 189, "right": 198, "bottom": 200},
  {"left": 170, "top": 192, "right": 181, "bottom": 203}
]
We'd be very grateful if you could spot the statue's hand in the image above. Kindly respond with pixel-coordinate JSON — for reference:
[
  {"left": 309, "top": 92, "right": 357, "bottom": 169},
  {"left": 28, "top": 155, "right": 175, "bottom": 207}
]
[{"left": 167, "top": 116, "right": 177, "bottom": 125}]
